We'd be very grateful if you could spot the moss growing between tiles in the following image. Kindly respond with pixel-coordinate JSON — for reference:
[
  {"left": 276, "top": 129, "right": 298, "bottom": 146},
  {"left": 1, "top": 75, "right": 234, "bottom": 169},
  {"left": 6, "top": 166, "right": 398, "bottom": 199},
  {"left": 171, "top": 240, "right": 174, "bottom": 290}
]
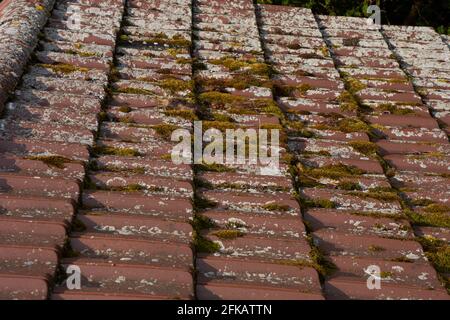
[
  {"left": 262, "top": 203, "right": 290, "bottom": 212},
  {"left": 92, "top": 146, "right": 141, "bottom": 157},
  {"left": 300, "top": 163, "right": 365, "bottom": 180},
  {"left": 153, "top": 124, "right": 179, "bottom": 140},
  {"left": 349, "top": 141, "right": 379, "bottom": 156},
  {"left": 338, "top": 181, "right": 362, "bottom": 191},
  {"left": 27, "top": 155, "right": 73, "bottom": 169},
  {"left": 194, "top": 194, "right": 218, "bottom": 210},
  {"left": 377, "top": 103, "right": 415, "bottom": 115},
  {"left": 196, "top": 74, "right": 272, "bottom": 91},
  {"left": 199, "top": 91, "right": 244, "bottom": 106},
  {"left": 164, "top": 109, "right": 198, "bottom": 121},
  {"left": 350, "top": 189, "right": 399, "bottom": 201},
  {"left": 406, "top": 208, "right": 450, "bottom": 228},
  {"left": 208, "top": 57, "right": 270, "bottom": 76},
  {"left": 159, "top": 79, "right": 194, "bottom": 93},
  {"left": 418, "top": 237, "right": 450, "bottom": 275},
  {"left": 212, "top": 229, "right": 245, "bottom": 239},
  {"left": 39, "top": 63, "right": 89, "bottom": 74},
  {"left": 114, "top": 87, "right": 154, "bottom": 95},
  {"left": 193, "top": 231, "right": 221, "bottom": 253},
  {"left": 196, "top": 163, "right": 235, "bottom": 173},
  {"left": 368, "top": 245, "right": 385, "bottom": 252},
  {"left": 301, "top": 198, "right": 337, "bottom": 209}
]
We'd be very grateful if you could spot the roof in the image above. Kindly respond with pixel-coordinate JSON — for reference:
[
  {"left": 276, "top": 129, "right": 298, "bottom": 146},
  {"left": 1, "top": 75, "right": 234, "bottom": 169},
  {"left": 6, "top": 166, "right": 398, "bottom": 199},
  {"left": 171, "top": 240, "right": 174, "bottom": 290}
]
[{"left": 0, "top": 0, "right": 448, "bottom": 300}]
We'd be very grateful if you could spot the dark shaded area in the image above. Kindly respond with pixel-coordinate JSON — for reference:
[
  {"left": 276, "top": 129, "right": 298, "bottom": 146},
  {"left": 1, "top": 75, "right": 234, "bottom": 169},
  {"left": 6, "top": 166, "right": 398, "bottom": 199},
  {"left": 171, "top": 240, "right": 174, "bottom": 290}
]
[{"left": 257, "top": 0, "right": 450, "bottom": 34}]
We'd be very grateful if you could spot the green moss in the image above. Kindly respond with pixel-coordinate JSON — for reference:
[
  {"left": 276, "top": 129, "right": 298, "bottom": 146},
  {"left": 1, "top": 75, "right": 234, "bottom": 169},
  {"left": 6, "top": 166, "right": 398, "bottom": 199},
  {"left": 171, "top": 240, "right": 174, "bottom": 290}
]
[
  {"left": 378, "top": 103, "right": 415, "bottom": 115},
  {"left": 407, "top": 210, "right": 450, "bottom": 228},
  {"left": 212, "top": 229, "right": 245, "bottom": 239},
  {"left": 202, "top": 121, "right": 236, "bottom": 131},
  {"left": 144, "top": 34, "right": 191, "bottom": 48},
  {"left": 194, "top": 195, "right": 218, "bottom": 210},
  {"left": 153, "top": 124, "right": 179, "bottom": 140},
  {"left": 164, "top": 109, "right": 198, "bottom": 121},
  {"left": 196, "top": 163, "right": 235, "bottom": 173},
  {"left": 418, "top": 236, "right": 450, "bottom": 273},
  {"left": 92, "top": 146, "right": 141, "bottom": 157},
  {"left": 301, "top": 163, "right": 365, "bottom": 180},
  {"left": 197, "top": 75, "right": 272, "bottom": 91},
  {"left": 211, "top": 112, "right": 234, "bottom": 122},
  {"left": 159, "top": 79, "right": 193, "bottom": 93},
  {"left": 411, "top": 198, "right": 436, "bottom": 206},
  {"left": 423, "top": 203, "right": 450, "bottom": 214},
  {"left": 346, "top": 78, "right": 366, "bottom": 93},
  {"left": 27, "top": 156, "right": 72, "bottom": 169},
  {"left": 368, "top": 245, "right": 385, "bottom": 252},
  {"left": 262, "top": 203, "right": 290, "bottom": 212},
  {"left": 118, "top": 106, "right": 132, "bottom": 113},
  {"left": 97, "top": 111, "right": 109, "bottom": 122},
  {"left": 193, "top": 232, "right": 221, "bottom": 253},
  {"left": 114, "top": 87, "right": 154, "bottom": 95},
  {"left": 351, "top": 187, "right": 399, "bottom": 201},
  {"left": 199, "top": 91, "right": 244, "bottom": 106},
  {"left": 309, "top": 246, "right": 337, "bottom": 277},
  {"left": 39, "top": 63, "right": 89, "bottom": 74},
  {"left": 108, "top": 184, "right": 144, "bottom": 192},
  {"left": 337, "top": 118, "right": 371, "bottom": 133},
  {"left": 191, "top": 215, "right": 217, "bottom": 230},
  {"left": 349, "top": 141, "right": 379, "bottom": 156},
  {"left": 380, "top": 271, "right": 394, "bottom": 278},
  {"left": 301, "top": 198, "right": 337, "bottom": 209},
  {"left": 338, "top": 181, "right": 362, "bottom": 191},
  {"left": 64, "top": 49, "right": 98, "bottom": 57}
]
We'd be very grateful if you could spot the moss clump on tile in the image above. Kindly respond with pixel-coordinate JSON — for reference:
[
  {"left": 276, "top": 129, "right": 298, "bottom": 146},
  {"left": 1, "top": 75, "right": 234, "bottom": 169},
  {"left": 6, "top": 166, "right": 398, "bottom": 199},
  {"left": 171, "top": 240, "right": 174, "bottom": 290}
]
[
  {"left": 411, "top": 198, "right": 436, "bottom": 207},
  {"left": 378, "top": 103, "right": 415, "bottom": 115},
  {"left": 301, "top": 164, "right": 365, "bottom": 180},
  {"left": 202, "top": 121, "right": 236, "bottom": 131},
  {"left": 301, "top": 198, "right": 337, "bottom": 209},
  {"left": 192, "top": 215, "right": 217, "bottom": 230},
  {"left": 199, "top": 91, "right": 244, "bottom": 106},
  {"left": 338, "top": 181, "right": 362, "bottom": 191},
  {"left": 211, "top": 112, "right": 234, "bottom": 122},
  {"left": 337, "top": 118, "right": 371, "bottom": 133},
  {"left": 351, "top": 187, "right": 399, "bottom": 201},
  {"left": 349, "top": 141, "right": 379, "bottom": 156},
  {"left": 262, "top": 203, "right": 290, "bottom": 212},
  {"left": 212, "top": 229, "right": 245, "bottom": 239},
  {"left": 114, "top": 87, "right": 154, "bottom": 95},
  {"left": 196, "top": 163, "right": 235, "bottom": 173},
  {"left": 118, "top": 106, "right": 132, "bottom": 113},
  {"left": 27, "top": 155, "right": 73, "bottom": 169},
  {"left": 309, "top": 246, "right": 337, "bottom": 277},
  {"left": 275, "top": 84, "right": 313, "bottom": 97},
  {"left": 145, "top": 34, "right": 191, "bottom": 48},
  {"left": 164, "top": 109, "right": 198, "bottom": 121},
  {"left": 368, "top": 245, "right": 385, "bottom": 252},
  {"left": 39, "top": 63, "right": 89, "bottom": 74},
  {"left": 159, "top": 79, "right": 194, "bottom": 93},
  {"left": 109, "top": 184, "right": 144, "bottom": 192},
  {"left": 92, "top": 146, "right": 141, "bottom": 157},
  {"left": 406, "top": 209, "right": 450, "bottom": 228},
  {"left": 418, "top": 236, "right": 450, "bottom": 273},
  {"left": 194, "top": 195, "right": 218, "bottom": 210},
  {"left": 193, "top": 231, "right": 221, "bottom": 253},
  {"left": 423, "top": 203, "right": 450, "bottom": 214},
  {"left": 153, "top": 124, "right": 179, "bottom": 140}
]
